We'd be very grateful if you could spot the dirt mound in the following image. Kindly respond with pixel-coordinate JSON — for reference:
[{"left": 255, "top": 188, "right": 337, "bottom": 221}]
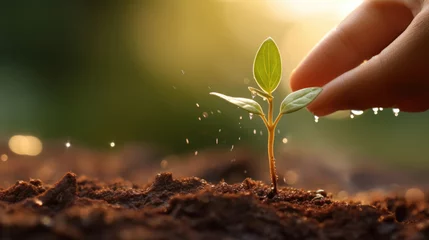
[{"left": 0, "top": 172, "right": 427, "bottom": 239}]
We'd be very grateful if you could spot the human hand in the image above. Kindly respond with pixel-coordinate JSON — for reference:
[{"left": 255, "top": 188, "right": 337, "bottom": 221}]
[{"left": 290, "top": 0, "right": 429, "bottom": 116}]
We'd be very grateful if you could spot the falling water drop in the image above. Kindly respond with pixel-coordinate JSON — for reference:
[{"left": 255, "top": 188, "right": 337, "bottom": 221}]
[
  {"left": 314, "top": 116, "right": 319, "bottom": 123},
  {"left": 186, "top": 138, "right": 190, "bottom": 144},
  {"left": 216, "top": 138, "right": 218, "bottom": 144},
  {"left": 196, "top": 103, "right": 200, "bottom": 108},
  {"left": 251, "top": 91, "right": 256, "bottom": 99},
  {"left": 239, "top": 116, "right": 242, "bottom": 120},
  {"left": 230, "top": 145, "right": 234, "bottom": 151},
  {"left": 379, "top": 107, "right": 384, "bottom": 111},
  {"left": 350, "top": 113, "right": 355, "bottom": 119},
  {"left": 238, "top": 137, "right": 241, "bottom": 140},
  {"left": 110, "top": 142, "right": 115, "bottom": 148},
  {"left": 65, "top": 142, "right": 71, "bottom": 148},
  {"left": 198, "top": 117, "right": 201, "bottom": 121},
  {"left": 259, "top": 130, "right": 263, "bottom": 136},
  {"left": 217, "top": 110, "right": 222, "bottom": 114},
  {"left": 202, "top": 112, "right": 209, "bottom": 118},
  {"left": 249, "top": 113, "right": 253, "bottom": 120},
  {"left": 181, "top": 70, "right": 185, "bottom": 75},
  {"left": 351, "top": 110, "right": 364, "bottom": 116},
  {"left": 282, "top": 138, "right": 288, "bottom": 144},
  {"left": 277, "top": 129, "right": 280, "bottom": 134},
  {"left": 372, "top": 107, "right": 379, "bottom": 115},
  {"left": 219, "top": 129, "right": 222, "bottom": 132},
  {"left": 194, "top": 151, "right": 198, "bottom": 156},
  {"left": 253, "top": 129, "right": 257, "bottom": 134},
  {"left": 393, "top": 108, "right": 400, "bottom": 117}
]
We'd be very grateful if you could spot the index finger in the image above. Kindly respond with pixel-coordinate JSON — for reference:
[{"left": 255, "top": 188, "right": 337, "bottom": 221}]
[{"left": 289, "top": 0, "right": 413, "bottom": 91}]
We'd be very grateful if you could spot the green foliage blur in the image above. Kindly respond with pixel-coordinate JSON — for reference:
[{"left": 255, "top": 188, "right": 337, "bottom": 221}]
[{"left": 1, "top": 1, "right": 429, "bottom": 168}]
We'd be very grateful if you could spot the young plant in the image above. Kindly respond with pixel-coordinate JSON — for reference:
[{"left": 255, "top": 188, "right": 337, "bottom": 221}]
[{"left": 210, "top": 37, "right": 322, "bottom": 195}]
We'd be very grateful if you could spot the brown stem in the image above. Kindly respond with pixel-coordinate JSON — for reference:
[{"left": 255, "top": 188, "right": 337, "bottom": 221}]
[
  {"left": 267, "top": 125, "right": 277, "bottom": 193},
  {"left": 267, "top": 98, "right": 278, "bottom": 194}
]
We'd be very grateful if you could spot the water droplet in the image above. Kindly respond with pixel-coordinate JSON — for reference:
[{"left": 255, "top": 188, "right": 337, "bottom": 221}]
[
  {"left": 249, "top": 113, "right": 253, "bottom": 120},
  {"left": 219, "top": 129, "right": 222, "bottom": 132},
  {"left": 216, "top": 138, "right": 218, "bottom": 144},
  {"left": 239, "top": 116, "right": 242, "bottom": 120},
  {"left": 314, "top": 115, "right": 319, "bottom": 123},
  {"left": 282, "top": 138, "right": 288, "bottom": 144},
  {"left": 110, "top": 142, "right": 115, "bottom": 148},
  {"left": 194, "top": 151, "right": 198, "bottom": 156},
  {"left": 211, "top": 111, "right": 214, "bottom": 115},
  {"left": 238, "top": 137, "right": 241, "bottom": 140},
  {"left": 181, "top": 70, "right": 185, "bottom": 75},
  {"left": 277, "top": 129, "right": 280, "bottom": 134},
  {"left": 230, "top": 145, "right": 234, "bottom": 151},
  {"left": 160, "top": 160, "right": 168, "bottom": 169},
  {"left": 372, "top": 107, "right": 379, "bottom": 115},
  {"left": 259, "top": 130, "right": 263, "bottom": 135},
  {"left": 202, "top": 112, "right": 208, "bottom": 118},
  {"left": 196, "top": 103, "right": 200, "bottom": 108},
  {"left": 65, "top": 142, "right": 71, "bottom": 148},
  {"left": 253, "top": 129, "right": 256, "bottom": 134},
  {"left": 198, "top": 117, "right": 201, "bottom": 121},
  {"left": 350, "top": 113, "right": 355, "bottom": 119},
  {"left": 351, "top": 110, "right": 364, "bottom": 115},
  {"left": 251, "top": 91, "right": 256, "bottom": 99},
  {"left": 283, "top": 170, "right": 298, "bottom": 185},
  {"left": 379, "top": 107, "right": 383, "bottom": 111},
  {"left": 1, "top": 154, "right": 8, "bottom": 162},
  {"left": 244, "top": 170, "right": 247, "bottom": 174},
  {"left": 217, "top": 110, "right": 222, "bottom": 114},
  {"left": 262, "top": 97, "right": 267, "bottom": 101},
  {"left": 185, "top": 138, "right": 190, "bottom": 144},
  {"left": 393, "top": 108, "right": 400, "bottom": 117}
]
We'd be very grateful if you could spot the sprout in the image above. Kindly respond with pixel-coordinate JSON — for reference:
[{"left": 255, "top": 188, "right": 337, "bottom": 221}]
[{"left": 210, "top": 37, "right": 322, "bottom": 195}]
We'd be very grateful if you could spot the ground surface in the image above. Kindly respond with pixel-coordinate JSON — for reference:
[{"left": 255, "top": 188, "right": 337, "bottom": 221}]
[{"left": 0, "top": 172, "right": 428, "bottom": 240}]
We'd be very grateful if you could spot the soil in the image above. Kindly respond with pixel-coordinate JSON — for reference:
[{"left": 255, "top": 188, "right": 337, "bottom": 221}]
[{"left": 0, "top": 172, "right": 428, "bottom": 240}]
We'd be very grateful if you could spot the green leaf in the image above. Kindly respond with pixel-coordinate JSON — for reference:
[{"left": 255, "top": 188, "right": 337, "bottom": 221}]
[
  {"left": 280, "top": 87, "right": 322, "bottom": 114},
  {"left": 253, "top": 37, "right": 282, "bottom": 94},
  {"left": 248, "top": 86, "right": 272, "bottom": 99},
  {"left": 210, "top": 92, "right": 264, "bottom": 115}
]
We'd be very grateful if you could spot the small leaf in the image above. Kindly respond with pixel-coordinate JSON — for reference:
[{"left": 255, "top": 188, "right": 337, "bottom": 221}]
[
  {"left": 248, "top": 87, "right": 272, "bottom": 99},
  {"left": 253, "top": 37, "right": 282, "bottom": 94},
  {"left": 280, "top": 87, "right": 322, "bottom": 114},
  {"left": 210, "top": 92, "right": 264, "bottom": 115}
]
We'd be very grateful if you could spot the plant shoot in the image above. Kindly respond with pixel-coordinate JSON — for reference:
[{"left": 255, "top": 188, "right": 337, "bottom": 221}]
[{"left": 210, "top": 37, "right": 322, "bottom": 194}]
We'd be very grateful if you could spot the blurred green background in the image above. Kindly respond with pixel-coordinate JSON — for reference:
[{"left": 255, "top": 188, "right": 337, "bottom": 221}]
[{"left": 1, "top": 0, "right": 429, "bottom": 169}]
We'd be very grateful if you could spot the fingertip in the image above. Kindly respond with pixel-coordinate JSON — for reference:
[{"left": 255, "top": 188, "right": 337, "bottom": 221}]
[{"left": 289, "top": 68, "right": 303, "bottom": 92}]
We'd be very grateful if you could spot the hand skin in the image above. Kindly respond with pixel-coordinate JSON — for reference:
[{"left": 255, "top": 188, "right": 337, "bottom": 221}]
[{"left": 290, "top": 0, "right": 429, "bottom": 116}]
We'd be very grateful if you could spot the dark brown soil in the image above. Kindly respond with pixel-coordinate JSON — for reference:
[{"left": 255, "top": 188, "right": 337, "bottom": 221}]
[{"left": 0, "top": 172, "right": 428, "bottom": 240}]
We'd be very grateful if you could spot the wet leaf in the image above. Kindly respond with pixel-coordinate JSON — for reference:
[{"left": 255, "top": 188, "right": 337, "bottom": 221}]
[
  {"left": 253, "top": 37, "right": 282, "bottom": 94},
  {"left": 248, "top": 87, "right": 272, "bottom": 99},
  {"left": 210, "top": 92, "right": 264, "bottom": 115},
  {"left": 280, "top": 87, "right": 322, "bottom": 114}
]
